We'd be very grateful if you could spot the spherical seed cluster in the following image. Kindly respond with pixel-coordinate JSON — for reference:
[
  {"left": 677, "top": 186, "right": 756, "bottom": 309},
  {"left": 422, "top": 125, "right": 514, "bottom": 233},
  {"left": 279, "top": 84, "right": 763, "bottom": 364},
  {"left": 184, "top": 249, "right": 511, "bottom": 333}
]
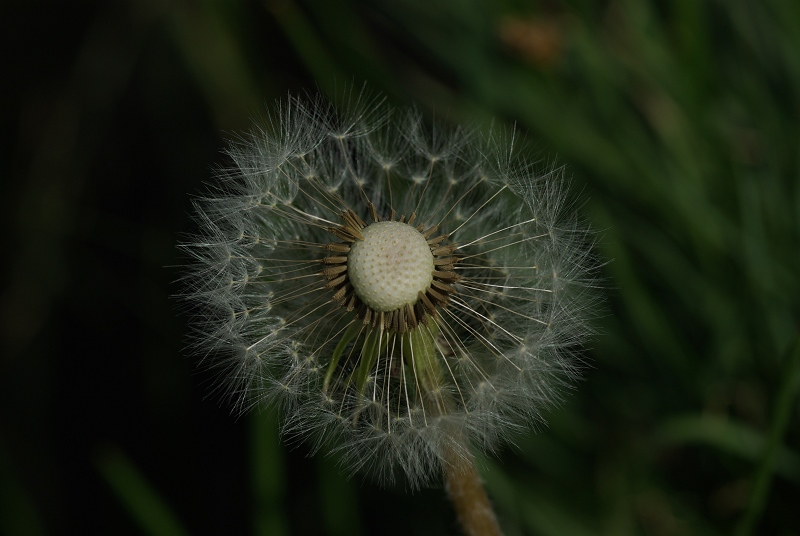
[
  {"left": 348, "top": 221, "right": 434, "bottom": 312},
  {"left": 180, "top": 91, "right": 598, "bottom": 487}
]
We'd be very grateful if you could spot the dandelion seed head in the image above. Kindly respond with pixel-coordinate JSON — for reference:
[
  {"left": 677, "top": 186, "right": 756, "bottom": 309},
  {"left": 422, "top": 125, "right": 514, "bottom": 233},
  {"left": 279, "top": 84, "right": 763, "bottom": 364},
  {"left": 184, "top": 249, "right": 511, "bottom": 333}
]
[{"left": 179, "top": 89, "right": 599, "bottom": 488}]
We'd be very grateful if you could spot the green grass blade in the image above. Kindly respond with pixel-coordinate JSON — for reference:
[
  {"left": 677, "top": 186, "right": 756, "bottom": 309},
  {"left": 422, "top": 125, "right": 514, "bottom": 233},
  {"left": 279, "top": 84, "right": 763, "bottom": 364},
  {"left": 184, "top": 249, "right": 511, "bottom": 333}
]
[{"left": 96, "top": 445, "right": 188, "bottom": 536}]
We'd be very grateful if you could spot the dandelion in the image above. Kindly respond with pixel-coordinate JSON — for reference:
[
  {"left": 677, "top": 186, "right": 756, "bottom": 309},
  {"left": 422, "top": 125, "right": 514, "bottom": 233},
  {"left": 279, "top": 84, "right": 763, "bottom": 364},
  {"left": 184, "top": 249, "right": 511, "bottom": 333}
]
[{"left": 181, "top": 89, "right": 597, "bottom": 535}]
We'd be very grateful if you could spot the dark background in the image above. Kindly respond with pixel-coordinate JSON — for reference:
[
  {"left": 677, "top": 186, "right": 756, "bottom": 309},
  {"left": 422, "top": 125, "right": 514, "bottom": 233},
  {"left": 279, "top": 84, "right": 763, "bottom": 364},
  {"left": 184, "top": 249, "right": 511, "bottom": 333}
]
[{"left": 1, "top": 1, "right": 799, "bottom": 535}]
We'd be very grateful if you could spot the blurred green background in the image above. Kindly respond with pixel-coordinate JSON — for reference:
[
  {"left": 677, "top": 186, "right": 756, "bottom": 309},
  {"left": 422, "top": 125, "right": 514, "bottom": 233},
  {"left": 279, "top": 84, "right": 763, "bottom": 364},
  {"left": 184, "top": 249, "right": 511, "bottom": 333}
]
[{"left": 1, "top": 0, "right": 798, "bottom": 534}]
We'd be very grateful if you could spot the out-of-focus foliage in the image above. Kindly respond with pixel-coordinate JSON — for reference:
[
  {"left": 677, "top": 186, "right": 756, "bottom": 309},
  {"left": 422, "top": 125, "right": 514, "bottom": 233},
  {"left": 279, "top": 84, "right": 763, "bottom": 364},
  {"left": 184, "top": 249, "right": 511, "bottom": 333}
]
[{"left": 1, "top": 0, "right": 797, "bottom": 535}]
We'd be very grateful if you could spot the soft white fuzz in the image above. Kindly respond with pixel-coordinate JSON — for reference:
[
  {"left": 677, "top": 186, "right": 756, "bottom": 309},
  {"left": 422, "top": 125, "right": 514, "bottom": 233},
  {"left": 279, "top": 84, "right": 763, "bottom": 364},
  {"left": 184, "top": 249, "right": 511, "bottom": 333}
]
[{"left": 180, "top": 90, "right": 599, "bottom": 487}]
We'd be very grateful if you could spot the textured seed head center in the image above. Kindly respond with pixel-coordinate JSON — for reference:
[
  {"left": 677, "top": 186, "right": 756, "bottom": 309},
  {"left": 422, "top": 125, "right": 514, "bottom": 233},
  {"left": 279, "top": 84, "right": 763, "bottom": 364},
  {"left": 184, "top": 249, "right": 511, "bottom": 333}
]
[{"left": 348, "top": 221, "right": 434, "bottom": 312}]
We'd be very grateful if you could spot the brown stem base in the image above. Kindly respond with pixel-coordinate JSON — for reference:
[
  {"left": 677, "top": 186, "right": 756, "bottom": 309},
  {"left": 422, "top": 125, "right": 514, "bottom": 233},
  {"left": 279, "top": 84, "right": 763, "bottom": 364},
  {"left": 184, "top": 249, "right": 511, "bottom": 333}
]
[{"left": 443, "top": 447, "right": 502, "bottom": 536}]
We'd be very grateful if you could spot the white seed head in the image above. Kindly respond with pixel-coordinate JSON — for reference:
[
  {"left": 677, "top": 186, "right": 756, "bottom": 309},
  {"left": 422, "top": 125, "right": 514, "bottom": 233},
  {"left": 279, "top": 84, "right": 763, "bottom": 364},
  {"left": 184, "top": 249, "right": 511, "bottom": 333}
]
[
  {"left": 348, "top": 221, "right": 434, "bottom": 312},
  {"left": 179, "top": 90, "right": 599, "bottom": 488}
]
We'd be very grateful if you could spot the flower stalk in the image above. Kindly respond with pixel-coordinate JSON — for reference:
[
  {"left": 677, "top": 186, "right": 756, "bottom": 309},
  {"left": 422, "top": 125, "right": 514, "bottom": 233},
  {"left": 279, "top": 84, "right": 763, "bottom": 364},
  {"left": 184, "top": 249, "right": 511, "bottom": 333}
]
[
  {"left": 444, "top": 447, "right": 502, "bottom": 536},
  {"left": 410, "top": 323, "right": 502, "bottom": 536}
]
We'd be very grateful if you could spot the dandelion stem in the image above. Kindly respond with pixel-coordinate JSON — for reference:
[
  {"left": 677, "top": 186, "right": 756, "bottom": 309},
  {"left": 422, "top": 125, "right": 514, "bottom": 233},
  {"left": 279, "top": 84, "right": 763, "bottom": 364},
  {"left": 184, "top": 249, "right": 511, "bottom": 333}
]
[
  {"left": 443, "top": 447, "right": 502, "bottom": 536},
  {"left": 409, "top": 325, "right": 503, "bottom": 536}
]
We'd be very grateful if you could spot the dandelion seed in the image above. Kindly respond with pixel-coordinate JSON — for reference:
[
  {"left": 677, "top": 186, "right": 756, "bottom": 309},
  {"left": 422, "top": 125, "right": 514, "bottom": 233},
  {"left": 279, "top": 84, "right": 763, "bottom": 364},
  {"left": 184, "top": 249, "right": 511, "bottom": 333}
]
[{"left": 180, "top": 89, "right": 597, "bottom": 533}]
